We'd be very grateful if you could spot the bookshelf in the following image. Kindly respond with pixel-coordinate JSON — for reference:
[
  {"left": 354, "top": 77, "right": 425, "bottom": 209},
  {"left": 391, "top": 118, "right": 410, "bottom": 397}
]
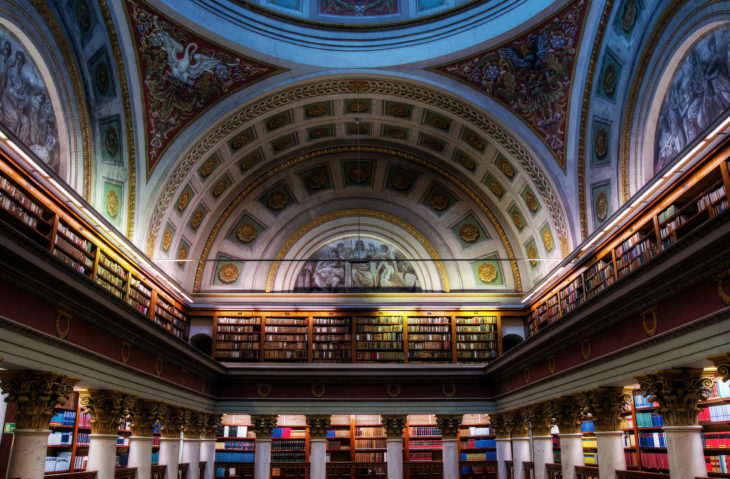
[
  {"left": 312, "top": 316, "right": 352, "bottom": 362},
  {"left": 264, "top": 317, "right": 308, "bottom": 362},
  {"left": 127, "top": 275, "right": 153, "bottom": 317},
  {"left": 94, "top": 251, "right": 128, "bottom": 301},
  {"left": 459, "top": 414, "right": 495, "bottom": 478},
  {"left": 700, "top": 376, "right": 730, "bottom": 477},
  {"left": 580, "top": 419, "right": 597, "bottom": 466},
  {"left": 45, "top": 395, "right": 78, "bottom": 474},
  {"left": 525, "top": 309, "right": 536, "bottom": 337},
  {"left": 455, "top": 316, "right": 498, "bottom": 363},
  {"left": 354, "top": 415, "right": 386, "bottom": 463},
  {"left": 0, "top": 174, "right": 53, "bottom": 243},
  {"left": 215, "top": 415, "right": 255, "bottom": 477},
  {"left": 559, "top": 275, "right": 584, "bottom": 316},
  {"left": 326, "top": 415, "right": 353, "bottom": 463},
  {"left": 152, "top": 293, "right": 187, "bottom": 340},
  {"left": 355, "top": 315, "right": 404, "bottom": 362},
  {"left": 53, "top": 219, "right": 96, "bottom": 278},
  {"left": 406, "top": 415, "right": 442, "bottom": 463},
  {"left": 407, "top": 316, "right": 452, "bottom": 363},
  {"left": 614, "top": 220, "right": 659, "bottom": 280},
  {"left": 620, "top": 398, "right": 637, "bottom": 470},
  {"left": 632, "top": 390, "right": 668, "bottom": 473},
  {"left": 583, "top": 250, "right": 615, "bottom": 301},
  {"left": 215, "top": 316, "right": 262, "bottom": 361},
  {"left": 272, "top": 416, "right": 308, "bottom": 463},
  {"left": 552, "top": 426, "right": 560, "bottom": 463},
  {"left": 117, "top": 417, "right": 132, "bottom": 468}
]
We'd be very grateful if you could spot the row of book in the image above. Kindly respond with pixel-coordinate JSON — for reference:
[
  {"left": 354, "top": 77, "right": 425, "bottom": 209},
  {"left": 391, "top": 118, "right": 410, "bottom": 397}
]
[
  {"left": 697, "top": 185, "right": 726, "bottom": 211},
  {"left": 463, "top": 426, "right": 492, "bottom": 436},
  {"left": 265, "top": 318, "right": 307, "bottom": 326},
  {"left": 638, "top": 432, "right": 666, "bottom": 447},
  {"left": 218, "top": 425, "right": 249, "bottom": 438},
  {"left": 409, "top": 317, "right": 450, "bottom": 325},
  {"left": 354, "top": 452, "right": 386, "bottom": 462},
  {"left": 50, "top": 410, "right": 77, "bottom": 427},
  {"left": 409, "top": 426, "right": 441, "bottom": 436},
  {"left": 409, "top": 452, "right": 434, "bottom": 461},
  {"left": 409, "top": 439, "right": 441, "bottom": 449},
  {"left": 706, "top": 455, "right": 730, "bottom": 474},
  {"left": 709, "top": 378, "right": 730, "bottom": 398},
  {"left": 635, "top": 412, "right": 664, "bottom": 427},
  {"left": 460, "top": 451, "right": 497, "bottom": 461},
  {"left": 461, "top": 439, "right": 496, "bottom": 449},
  {"left": 356, "top": 352, "right": 403, "bottom": 361},
  {"left": 45, "top": 453, "right": 72, "bottom": 472},
  {"left": 219, "top": 317, "right": 261, "bottom": 325},
  {"left": 48, "top": 431, "right": 74, "bottom": 446},
  {"left": 584, "top": 452, "right": 597, "bottom": 465},
  {"left": 272, "top": 439, "right": 305, "bottom": 450},
  {"left": 639, "top": 451, "right": 669, "bottom": 470},
  {"left": 698, "top": 404, "right": 730, "bottom": 422},
  {"left": 216, "top": 441, "right": 255, "bottom": 451},
  {"left": 57, "top": 221, "right": 93, "bottom": 252},
  {"left": 355, "top": 439, "right": 386, "bottom": 449},
  {"left": 455, "top": 324, "right": 497, "bottom": 332},
  {"left": 356, "top": 427, "right": 385, "bottom": 437},
  {"left": 581, "top": 437, "right": 597, "bottom": 448},
  {"left": 214, "top": 451, "right": 255, "bottom": 462},
  {"left": 326, "top": 429, "right": 351, "bottom": 438},
  {"left": 271, "top": 452, "right": 306, "bottom": 462},
  {"left": 623, "top": 432, "right": 636, "bottom": 447},
  {"left": 703, "top": 432, "right": 730, "bottom": 448},
  {"left": 272, "top": 427, "right": 306, "bottom": 438}
]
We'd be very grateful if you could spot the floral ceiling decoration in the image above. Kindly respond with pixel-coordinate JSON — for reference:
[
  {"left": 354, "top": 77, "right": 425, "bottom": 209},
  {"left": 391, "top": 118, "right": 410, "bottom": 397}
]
[
  {"left": 121, "top": 0, "right": 285, "bottom": 176},
  {"left": 429, "top": 0, "right": 590, "bottom": 171}
]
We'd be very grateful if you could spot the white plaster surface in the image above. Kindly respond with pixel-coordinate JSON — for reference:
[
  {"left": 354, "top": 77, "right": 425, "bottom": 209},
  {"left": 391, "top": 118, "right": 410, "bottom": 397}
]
[
  {"left": 496, "top": 438, "right": 512, "bottom": 479},
  {"left": 253, "top": 439, "right": 272, "bottom": 479},
  {"left": 559, "top": 433, "right": 584, "bottom": 479},
  {"left": 595, "top": 431, "right": 625, "bottom": 479},
  {"left": 532, "top": 435, "right": 553, "bottom": 479},
  {"left": 511, "top": 436, "right": 530, "bottom": 479},
  {"left": 199, "top": 438, "right": 216, "bottom": 479},
  {"left": 665, "top": 425, "right": 706, "bottom": 479},
  {"left": 309, "top": 439, "right": 326, "bottom": 479},
  {"left": 159, "top": 437, "right": 181, "bottom": 479},
  {"left": 182, "top": 438, "right": 201, "bottom": 479},
  {"left": 442, "top": 438, "right": 459, "bottom": 479},
  {"left": 386, "top": 438, "right": 403, "bottom": 479}
]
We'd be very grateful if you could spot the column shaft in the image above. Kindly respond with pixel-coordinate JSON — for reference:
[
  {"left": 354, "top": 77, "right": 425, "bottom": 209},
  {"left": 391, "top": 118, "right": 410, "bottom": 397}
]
[
  {"left": 511, "top": 437, "right": 530, "bottom": 479},
  {"left": 87, "top": 434, "right": 119, "bottom": 479},
  {"left": 595, "top": 431, "right": 625, "bottom": 479},
  {"left": 254, "top": 439, "right": 272, "bottom": 479},
  {"left": 664, "top": 425, "right": 706, "bottom": 479},
  {"left": 128, "top": 436, "right": 154, "bottom": 479},
  {"left": 309, "top": 438, "right": 326, "bottom": 479},
  {"left": 559, "top": 433, "right": 584, "bottom": 479},
  {"left": 159, "top": 437, "right": 181, "bottom": 479},
  {"left": 182, "top": 438, "right": 201, "bottom": 479},
  {"left": 442, "top": 438, "right": 459, "bottom": 479},
  {"left": 6, "top": 429, "right": 51, "bottom": 479},
  {"left": 199, "top": 438, "right": 216, "bottom": 479},
  {"left": 386, "top": 438, "right": 403, "bottom": 479},
  {"left": 532, "top": 436, "right": 553, "bottom": 479},
  {"left": 496, "top": 438, "right": 512, "bottom": 479}
]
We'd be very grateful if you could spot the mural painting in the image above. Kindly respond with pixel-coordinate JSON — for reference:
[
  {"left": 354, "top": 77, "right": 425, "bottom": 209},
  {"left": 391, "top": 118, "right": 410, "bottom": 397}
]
[
  {"left": 0, "top": 28, "right": 60, "bottom": 174},
  {"left": 655, "top": 28, "right": 730, "bottom": 173},
  {"left": 294, "top": 238, "right": 420, "bottom": 292}
]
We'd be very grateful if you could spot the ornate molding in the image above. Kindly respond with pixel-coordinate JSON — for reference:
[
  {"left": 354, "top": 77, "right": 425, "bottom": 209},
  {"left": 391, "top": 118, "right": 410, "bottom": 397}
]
[
  {"left": 488, "top": 412, "right": 510, "bottom": 439},
  {"left": 203, "top": 413, "right": 222, "bottom": 439},
  {"left": 250, "top": 414, "right": 278, "bottom": 438},
  {"left": 708, "top": 353, "right": 730, "bottom": 382},
  {"left": 549, "top": 396, "right": 583, "bottom": 434},
  {"left": 576, "top": 387, "right": 631, "bottom": 432},
  {"left": 158, "top": 404, "right": 187, "bottom": 438},
  {"left": 306, "top": 415, "right": 332, "bottom": 440},
  {"left": 0, "top": 371, "right": 78, "bottom": 430},
  {"left": 55, "top": 307, "right": 72, "bottom": 339},
  {"left": 714, "top": 268, "right": 730, "bottom": 304},
  {"left": 525, "top": 402, "right": 552, "bottom": 436},
  {"left": 381, "top": 414, "right": 407, "bottom": 439},
  {"left": 435, "top": 414, "right": 462, "bottom": 439},
  {"left": 635, "top": 368, "right": 713, "bottom": 426},
  {"left": 79, "top": 389, "right": 135, "bottom": 435},
  {"left": 185, "top": 410, "right": 206, "bottom": 439},
  {"left": 129, "top": 399, "right": 162, "bottom": 437}
]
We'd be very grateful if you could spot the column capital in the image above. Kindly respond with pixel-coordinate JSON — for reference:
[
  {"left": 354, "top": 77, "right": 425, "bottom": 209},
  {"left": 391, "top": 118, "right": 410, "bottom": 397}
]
[
  {"left": 435, "top": 414, "right": 462, "bottom": 439},
  {"left": 185, "top": 410, "right": 207, "bottom": 439},
  {"left": 576, "top": 387, "right": 632, "bottom": 432},
  {"left": 158, "top": 404, "right": 187, "bottom": 438},
  {"left": 380, "top": 414, "right": 407, "bottom": 439},
  {"left": 548, "top": 396, "right": 583, "bottom": 434},
  {"left": 0, "top": 371, "right": 78, "bottom": 430},
  {"left": 250, "top": 414, "right": 278, "bottom": 438},
  {"left": 508, "top": 409, "right": 529, "bottom": 437},
  {"left": 79, "top": 389, "right": 136, "bottom": 435},
  {"left": 635, "top": 368, "right": 713, "bottom": 426},
  {"left": 487, "top": 412, "right": 510, "bottom": 439},
  {"left": 202, "top": 413, "right": 222, "bottom": 439},
  {"left": 306, "top": 415, "right": 332, "bottom": 440},
  {"left": 129, "top": 399, "right": 163, "bottom": 437},
  {"left": 708, "top": 353, "right": 730, "bottom": 382},
  {"left": 524, "top": 402, "right": 552, "bottom": 436}
]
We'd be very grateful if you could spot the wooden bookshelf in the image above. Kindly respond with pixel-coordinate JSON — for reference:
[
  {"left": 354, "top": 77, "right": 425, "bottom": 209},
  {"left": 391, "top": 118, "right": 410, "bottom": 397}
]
[
  {"left": 272, "top": 416, "right": 308, "bottom": 463},
  {"left": 581, "top": 419, "right": 597, "bottom": 466},
  {"left": 312, "top": 316, "right": 352, "bottom": 363},
  {"left": 0, "top": 174, "right": 54, "bottom": 242},
  {"left": 216, "top": 415, "right": 255, "bottom": 475},
  {"left": 407, "top": 316, "right": 451, "bottom": 363},
  {"left": 632, "top": 390, "right": 668, "bottom": 473},
  {"left": 355, "top": 315, "right": 404, "bottom": 363},
  {"left": 559, "top": 275, "right": 585, "bottom": 316},
  {"left": 264, "top": 317, "right": 308, "bottom": 362},
  {"left": 215, "top": 316, "right": 262, "bottom": 361},
  {"left": 614, "top": 220, "right": 658, "bottom": 280},
  {"left": 354, "top": 415, "right": 386, "bottom": 463},
  {"left": 700, "top": 376, "right": 730, "bottom": 477},
  {"left": 455, "top": 316, "right": 497, "bottom": 363},
  {"left": 45, "top": 394, "right": 78, "bottom": 474},
  {"left": 406, "top": 415, "right": 443, "bottom": 464},
  {"left": 459, "top": 414, "right": 495, "bottom": 479},
  {"left": 326, "top": 415, "right": 353, "bottom": 463}
]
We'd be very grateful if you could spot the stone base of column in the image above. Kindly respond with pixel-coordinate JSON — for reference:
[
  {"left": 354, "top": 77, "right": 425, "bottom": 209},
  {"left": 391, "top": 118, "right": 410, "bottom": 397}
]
[
  {"left": 254, "top": 439, "right": 272, "bottom": 479},
  {"left": 512, "top": 436, "right": 530, "bottom": 479},
  {"left": 595, "top": 431, "right": 625, "bottom": 479},
  {"left": 496, "top": 438, "right": 512, "bottom": 479},
  {"left": 532, "top": 436, "right": 553, "bottom": 479},
  {"left": 559, "top": 433, "right": 584, "bottom": 479},
  {"left": 128, "top": 436, "right": 154, "bottom": 479},
  {"left": 6, "top": 429, "right": 51, "bottom": 479},
  {"left": 386, "top": 438, "right": 403, "bottom": 479},
  {"left": 88, "top": 433, "right": 120, "bottom": 479},
  {"left": 309, "top": 439, "right": 326, "bottom": 479},
  {"left": 664, "top": 425, "right": 706, "bottom": 479},
  {"left": 199, "top": 439, "right": 216, "bottom": 479}
]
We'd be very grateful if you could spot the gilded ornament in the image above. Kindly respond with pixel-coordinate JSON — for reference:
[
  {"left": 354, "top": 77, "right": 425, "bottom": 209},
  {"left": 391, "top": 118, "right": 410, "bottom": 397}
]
[
  {"left": 459, "top": 223, "right": 480, "bottom": 243},
  {"left": 435, "top": 415, "right": 461, "bottom": 439},
  {"left": 273, "top": 136, "right": 292, "bottom": 150},
  {"left": 212, "top": 180, "right": 227, "bottom": 197},
  {"left": 498, "top": 159, "right": 514, "bottom": 177},
  {"left": 595, "top": 191, "right": 609, "bottom": 221},
  {"left": 161, "top": 228, "right": 173, "bottom": 250},
  {"left": 428, "top": 192, "right": 449, "bottom": 211},
  {"left": 381, "top": 414, "right": 406, "bottom": 439},
  {"left": 458, "top": 154, "right": 475, "bottom": 170},
  {"left": 348, "top": 123, "right": 368, "bottom": 134},
  {"left": 580, "top": 338, "right": 591, "bottom": 360},
  {"left": 386, "top": 384, "right": 401, "bottom": 398},
  {"left": 230, "top": 131, "right": 251, "bottom": 150},
  {"left": 251, "top": 414, "right": 277, "bottom": 437},
  {"left": 387, "top": 128, "right": 406, "bottom": 139},
  {"left": 236, "top": 223, "right": 257, "bottom": 242},
  {"left": 594, "top": 128, "right": 608, "bottom": 158},
  {"left": 256, "top": 384, "right": 272, "bottom": 398},
  {"left": 56, "top": 308, "right": 72, "bottom": 339},
  {"left": 240, "top": 155, "right": 257, "bottom": 170},
  {"left": 525, "top": 191, "right": 538, "bottom": 212},
  {"left": 441, "top": 384, "right": 456, "bottom": 397},
  {"left": 528, "top": 244, "right": 537, "bottom": 265},
  {"left": 512, "top": 209, "right": 524, "bottom": 229},
  {"left": 95, "top": 62, "right": 109, "bottom": 94},
  {"left": 715, "top": 268, "right": 730, "bottom": 304},
  {"left": 621, "top": 0, "right": 637, "bottom": 32},
  {"left": 388, "top": 104, "right": 409, "bottom": 117},
  {"left": 76, "top": 0, "right": 92, "bottom": 31},
  {"left": 306, "top": 172, "right": 326, "bottom": 190},
  {"left": 348, "top": 100, "right": 368, "bottom": 113},
  {"left": 177, "top": 243, "right": 188, "bottom": 262},
  {"left": 391, "top": 173, "right": 411, "bottom": 190},
  {"left": 267, "top": 191, "right": 287, "bottom": 210},
  {"left": 177, "top": 190, "right": 191, "bottom": 211},
  {"left": 547, "top": 355, "right": 556, "bottom": 374},
  {"left": 218, "top": 263, "right": 239, "bottom": 284},
  {"left": 309, "top": 127, "right": 330, "bottom": 139},
  {"left": 155, "top": 357, "right": 163, "bottom": 376},
  {"left": 424, "top": 137, "right": 443, "bottom": 151},
  {"left": 489, "top": 180, "right": 503, "bottom": 197},
  {"left": 121, "top": 340, "right": 131, "bottom": 364},
  {"left": 349, "top": 167, "right": 369, "bottom": 184},
  {"left": 106, "top": 189, "right": 119, "bottom": 218},
  {"left": 200, "top": 157, "right": 217, "bottom": 177},
  {"left": 306, "top": 103, "right": 328, "bottom": 117},
  {"left": 427, "top": 114, "right": 449, "bottom": 130},
  {"left": 542, "top": 228, "right": 554, "bottom": 251},
  {"left": 477, "top": 262, "right": 497, "bottom": 283},
  {"left": 191, "top": 210, "right": 204, "bottom": 229},
  {"left": 306, "top": 414, "right": 331, "bottom": 438},
  {"left": 465, "top": 133, "right": 484, "bottom": 150},
  {"left": 311, "top": 384, "right": 326, "bottom": 398},
  {"left": 602, "top": 63, "right": 617, "bottom": 96},
  {"left": 266, "top": 114, "right": 288, "bottom": 129},
  {"left": 0, "top": 372, "right": 78, "bottom": 430}
]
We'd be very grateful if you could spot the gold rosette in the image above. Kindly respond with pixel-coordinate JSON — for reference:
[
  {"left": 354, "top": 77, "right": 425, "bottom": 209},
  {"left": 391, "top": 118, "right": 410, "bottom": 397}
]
[
  {"left": 267, "top": 191, "right": 287, "bottom": 210},
  {"left": 459, "top": 223, "right": 480, "bottom": 243},
  {"left": 478, "top": 263, "right": 497, "bottom": 283},
  {"left": 106, "top": 190, "right": 119, "bottom": 218},
  {"left": 236, "top": 223, "right": 257, "bottom": 243},
  {"left": 218, "top": 263, "right": 239, "bottom": 284}
]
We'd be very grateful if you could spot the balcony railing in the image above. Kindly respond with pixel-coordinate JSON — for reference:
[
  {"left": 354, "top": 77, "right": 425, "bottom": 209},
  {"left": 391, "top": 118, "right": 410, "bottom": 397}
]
[
  {"left": 151, "top": 465, "right": 166, "bottom": 479},
  {"left": 505, "top": 460, "right": 513, "bottom": 479},
  {"left": 404, "top": 461, "right": 442, "bottom": 478},
  {"left": 214, "top": 462, "right": 254, "bottom": 478},
  {"left": 458, "top": 460, "right": 497, "bottom": 478},
  {"left": 615, "top": 471, "right": 670, "bottom": 479},
  {"left": 114, "top": 469, "right": 137, "bottom": 479},
  {"left": 522, "top": 461, "right": 534, "bottom": 479}
]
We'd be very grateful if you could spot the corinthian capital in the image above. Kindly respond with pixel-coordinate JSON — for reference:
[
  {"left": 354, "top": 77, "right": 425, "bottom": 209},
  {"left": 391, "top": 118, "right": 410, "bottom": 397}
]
[
  {"left": 306, "top": 415, "right": 332, "bottom": 440},
  {"left": 549, "top": 396, "right": 582, "bottom": 434},
  {"left": 435, "top": 415, "right": 462, "bottom": 439},
  {"left": 129, "top": 399, "right": 163, "bottom": 437},
  {"left": 381, "top": 415, "right": 406, "bottom": 439},
  {"left": 635, "top": 369, "right": 713, "bottom": 426},
  {"left": 79, "top": 389, "right": 135, "bottom": 435},
  {"left": 0, "top": 371, "right": 78, "bottom": 430},
  {"left": 576, "top": 387, "right": 631, "bottom": 432},
  {"left": 250, "top": 414, "right": 278, "bottom": 438}
]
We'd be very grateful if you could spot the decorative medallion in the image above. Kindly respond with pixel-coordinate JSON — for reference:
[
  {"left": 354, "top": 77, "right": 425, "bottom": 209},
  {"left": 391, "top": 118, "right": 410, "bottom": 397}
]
[
  {"left": 441, "top": 384, "right": 456, "bottom": 397},
  {"left": 386, "top": 384, "right": 401, "bottom": 398},
  {"left": 386, "top": 127, "right": 407, "bottom": 139},
  {"left": 321, "top": 0, "right": 397, "bottom": 16},
  {"left": 602, "top": 63, "right": 617, "bottom": 96},
  {"left": 425, "top": 111, "right": 450, "bottom": 130},
  {"left": 429, "top": 192, "right": 449, "bottom": 211},
  {"left": 105, "top": 126, "right": 119, "bottom": 156},
  {"left": 621, "top": 0, "right": 638, "bottom": 33},
  {"left": 177, "top": 243, "right": 188, "bottom": 265},
  {"left": 429, "top": 0, "right": 590, "bottom": 170},
  {"left": 523, "top": 367, "right": 530, "bottom": 384},
  {"left": 477, "top": 263, "right": 497, "bottom": 283},
  {"left": 181, "top": 368, "right": 188, "bottom": 386},
  {"left": 212, "top": 180, "right": 227, "bottom": 197},
  {"left": 267, "top": 191, "right": 287, "bottom": 210},
  {"left": 230, "top": 130, "right": 252, "bottom": 152},
  {"left": 641, "top": 306, "right": 657, "bottom": 337},
  {"left": 76, "top": 0, "right": 92, "bottom": 31},
  {"left": 106, "top": 189, "right": 119, "bottom": 218},
  {"left": 55, "top": 308, "right": 72, "bottom": 340},
  {"left": 391, "top": 173, "right": 411, "bottom": 190},
  {"left": 311, "top": 384, "right": 326, "bottom": 398},
  {"left": 511, "top": 209, "right": 524, "bottom": 229},
  {"left": 94, "top": 60, "right": 110, "bottom": 94},
  {"left": 257, "top": 384, "right": 272, "bottom": 398},
  {"left": 155, "top": 356, "right": 163, "bottom": 376},
  {"left": 498, "top": 157, "right": 514, "bottom": 178},
  {"left": 200, "top": 157, "right": 217, "bottom": 177},
  {"left": 121, "top": 0, "right": 284, "bottom": 176},
  {"left": 349, "top": 167, "right": 369, "bottom": 184},
  {"left": 161, "top": 228, "right": 173, "bottom": 250},
  {"left": 347, "top": 100, "right": 369, "bottom": 113},
  {"left": 309, "top": 127, "right": 331, "bottom": 139},
  {"left": 387, "top": 103, "right": 411, "bottom": 117},
  {"left": 272, "top": 135, "right": 294, "bottom": 150},
  {"left": 595, "top": 128, "right": 608, "bottom": 158},
  {"left": 422, "top": 136, "right": 444, "bottom": 151},
  {"left": 305, "top": 103, "right": 328, "bottom": 117},
  {"left": 347, "top": 122, "right": 369, "bottom": 135},
  {"left": 454, "top": 151, "right": 476, "bottom": 171},
  {"left": 306, "top": 172, "right": 326, "bottom": 190},
  {"left": 265, "top": 113, "right": 290, "bottom": 130},
  {"left": 580, "top": 338, "right": 591, "bottom": 360},
  {"left": 547, "top": 354, "right": 556, "bottom": 374},
  {"left": 191, "top": 209, "right": 204, "bottom": 229},
  {"left": 121, "top": 340, "right": 131, "bottom": 364},
  {"left": 463, "top": 130, "right": 485, "bottom": 151},
  {"left": 527, "top": 244, "right": 538, "bottom": 266},
  {"left": 714, "top": 268, "right": 730, "bottom": 305},
  {"left": 595, "top": 191, "right": 609, "bottom": 221},
  {"left": 236, "top": 223, "right": 257, "bottom": 243},
  {"left": 459, "top": 223, "right": 480, "bottom": 243},
  {"left": 239, "top": 153, "right": 258, "bottom": 170},
  {"left": 542, "top": 227, "right": 554, "bottom": 251},
  {"left": 488, "top": 179, "right": 503, "bottom": 197},
  {"left": 524, "top": 191, "right": 539, "bottom": 212},
  {"left": 217, "top": 263, "right": 239, "bottom": 284},
  {"left": 176, "top": 190, "right": 191, "bottom": 211}
]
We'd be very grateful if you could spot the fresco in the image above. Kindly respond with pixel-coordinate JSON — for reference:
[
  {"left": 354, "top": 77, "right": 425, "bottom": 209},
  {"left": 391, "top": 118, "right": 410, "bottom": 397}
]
[
  {"left": 294, "top": 238, "right": 420, "bottom": 292},
  {"left": 655, "top": 28, "right": 730, "bottom": 173},
  {"left": 0, "top": 27, "right": 60, "bottom": 174}
]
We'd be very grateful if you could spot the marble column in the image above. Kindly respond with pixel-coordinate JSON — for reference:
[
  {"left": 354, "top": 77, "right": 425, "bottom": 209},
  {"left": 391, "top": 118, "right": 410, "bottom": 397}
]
[
  {"left": 158, "top": 405, "right": 187, "bottom": 479},
  {"left": 508, "top": 409, "right": 531, "bottom": 479},
  {"left": 436, "top": 415, "right": 462, "bottom": 479},
  {"left": 199, "top": 414, "right": 221, "bottom": 479},
  {"left": 182, "top": 410, "right": 205, "bottom": 479},
  {"left": 0, "top": 371, "right": 77, "bottom": 479},
  {"left": 381, "top": 415, "right": 406, "bottom": 479},
  {"left": 251, "top": 414, "right": 277, "bottom": 479},
  {"left": 80, "top": 390, "right": 136, "bottom": 479},
  {"left": 549, "top": 396, "right": 584, "bottom": 479},
  {"left": 636, "top": 369, "right": 713, "bottom": 479},
  {"left": 577, "top": 387, "right": 632, "bottom": 479},
  {"left": 306, "top": 415, "right": 331, "bottom": 479},
  {"left": 128, "top": 399, "right": 163, "bottom": 479},
  {"left": 159, "top": 437, "right": 181, "bottom": 479},
  {"left": 489, "top": 412, "right": 512, "bottom": 479},
  {"left": 524, "top": 402, "right": 553, "bottom": 479}
]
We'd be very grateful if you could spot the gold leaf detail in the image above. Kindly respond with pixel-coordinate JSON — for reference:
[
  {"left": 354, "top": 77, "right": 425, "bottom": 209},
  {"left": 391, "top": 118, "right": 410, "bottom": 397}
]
[
  {"left": 459, "top": 223, "right": 480, "bottom": 243},
  {"left": 236, "top": 223, "right": 257, "bottom": 243},
  {"left": 477, "top": 263, "right": 497, "bottom": 283},
  {"left": 218, "top": 263, "right": 239, "bottom": 284},
  {"left": 106, "top": 189, "right": 119, "bottom": 218}
]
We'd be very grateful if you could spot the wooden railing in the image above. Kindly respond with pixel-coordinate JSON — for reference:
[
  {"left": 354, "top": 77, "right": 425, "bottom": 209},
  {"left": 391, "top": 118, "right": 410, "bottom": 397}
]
[
  {"left": 522, "top": 461, "right": 535, "bottom": 479},
  {"left": 271, "top": 462, "right": 309, "bottom": 478},
  {"left": 505, "top": 460, "right": 514, "bottom": 479},
  {"left": 214, "top": 463, "right": 254, "bottom": 478},
  {"left": 114, "top": 469, "right": 137, "bottom": 479},
  {"left": 458, "top": 460, "right": 497, "bottom": 478},
  {"left": 151, "top": 465, "right": 167, "bottom": 479},
  {"left": 44, "top": 473, "right": 97, "bottom": 479},
  {"left": 326, "top": 462, "right": 387, "bottom": 478},
  {"left": 575, "top": 465, "right": 598, "bottom": 479},
  {"left": 616, "top": 471, "right": 670, "bottom": 479},
  {"left": 178, "top": 463, "right": 189, "bottom": 479},
  {"left": 404, "top": 461, "right": 442, "bottom": 478},
  {"left": 545, "top": 463, "right": 562, "bottom": 479}
]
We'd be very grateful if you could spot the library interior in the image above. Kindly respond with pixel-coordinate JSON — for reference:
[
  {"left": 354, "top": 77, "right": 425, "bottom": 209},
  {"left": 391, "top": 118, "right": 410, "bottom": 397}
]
[{"left": 0, "top": 0, "right": 730, "bottom": 479}]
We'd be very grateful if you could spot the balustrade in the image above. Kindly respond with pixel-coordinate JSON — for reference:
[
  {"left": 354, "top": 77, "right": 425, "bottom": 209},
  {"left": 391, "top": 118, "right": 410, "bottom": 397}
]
[
  {"left": 458, "top": 460, "right": 497, "bottom": 478},
  {"left": 151, "top": 465, "right": 167, "bottom": 479},
  {"left": 615, "top": 472, "right": 669, "bottom": 479},
  {"left": 114, "top": 469, "right": 137, "bottom": 479},
  {"left": 178, "top": 463, "right": 189, "bottom": 479},
  {"left": 505, "top": 460, "right": 514, "bottom": 479},
  {"left": 522, "top": 461, "right": 535, "bottom": 479}
]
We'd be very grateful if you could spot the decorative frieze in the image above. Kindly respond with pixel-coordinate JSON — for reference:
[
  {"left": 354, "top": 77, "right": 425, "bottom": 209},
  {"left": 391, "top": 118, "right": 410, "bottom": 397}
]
[
  {"left": 250, "top": 414, "right": 278, "bottom": 438},
  {"left": 435, "top": 414, "right": 462, "bottom": 439},
  {"left": 129, "top": 399, "right": 163, "bottom": 437},
  {"left": 576, "top": 387, "right": 631, "bottom": 432},
  {"left": 525, "top": 402, "right": 553, "bottom": 436},
  {"left": 488, "top": 412, "right": 510, "bottom": 439},
  {"left": 549, "top": 396, "right": 583, "bottom": 434},
  {"left": 79, "top": 389, "right": 135, "bottom": 435},
  {"left": 381, "top": 414, "right": 407, "bottom": 439},
  {"left": 635, "top": 368, "right": 713, "bottom": 426},
  {"left": 0, "top": 371, "right": 78, "bottom": 429},
  {"left": 306, "top": 415, "right": 332, "bottom": 439}
]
